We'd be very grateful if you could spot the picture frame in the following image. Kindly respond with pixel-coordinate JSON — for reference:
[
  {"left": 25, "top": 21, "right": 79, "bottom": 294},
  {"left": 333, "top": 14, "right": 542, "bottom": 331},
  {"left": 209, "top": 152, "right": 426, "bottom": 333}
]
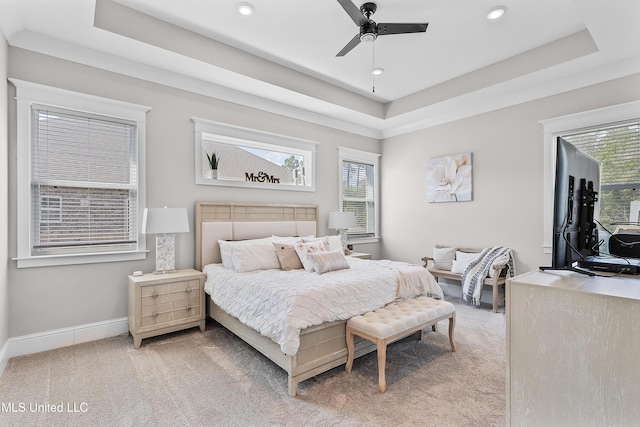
[{"left": 426, "top": 152, "right": 473, "bottom": 203}]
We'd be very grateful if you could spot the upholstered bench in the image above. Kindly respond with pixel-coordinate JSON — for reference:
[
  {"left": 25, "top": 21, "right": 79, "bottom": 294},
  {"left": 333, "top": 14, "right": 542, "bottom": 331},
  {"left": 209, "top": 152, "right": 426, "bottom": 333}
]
[{"left": 345, "top": 297, "right": 457, "bottom": 393}]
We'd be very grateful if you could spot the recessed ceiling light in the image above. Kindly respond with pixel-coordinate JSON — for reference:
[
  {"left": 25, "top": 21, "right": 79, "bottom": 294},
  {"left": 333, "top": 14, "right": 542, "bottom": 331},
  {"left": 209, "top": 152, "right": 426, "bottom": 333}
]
[
  {"left": 372, "top": 67, "right": 384, "bottom": 76},
  {"left": 236, "top": 2, "right": 255, "bottom": 16},
  {"left": 487, "top": 6, "right": 507, "bottom": 21}
]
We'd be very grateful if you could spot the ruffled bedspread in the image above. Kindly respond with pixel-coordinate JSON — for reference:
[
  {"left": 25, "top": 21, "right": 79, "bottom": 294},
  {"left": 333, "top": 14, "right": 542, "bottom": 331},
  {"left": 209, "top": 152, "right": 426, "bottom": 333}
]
[{"left": 203, "top": 258, "right": 443, "bottom": 355}]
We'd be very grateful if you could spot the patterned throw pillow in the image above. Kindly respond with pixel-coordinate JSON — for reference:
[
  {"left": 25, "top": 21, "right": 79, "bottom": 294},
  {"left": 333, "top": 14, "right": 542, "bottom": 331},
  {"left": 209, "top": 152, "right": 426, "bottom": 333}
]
[{"left": 294, "top": 241, "right": 327, "bottom": 272}]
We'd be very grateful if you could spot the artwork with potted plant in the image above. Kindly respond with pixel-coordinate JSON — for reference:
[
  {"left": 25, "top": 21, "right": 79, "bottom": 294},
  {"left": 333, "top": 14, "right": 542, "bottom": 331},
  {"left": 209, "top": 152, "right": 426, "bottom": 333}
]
[{"left": 206, "top": 151, "right": 220, "bottom": 179}]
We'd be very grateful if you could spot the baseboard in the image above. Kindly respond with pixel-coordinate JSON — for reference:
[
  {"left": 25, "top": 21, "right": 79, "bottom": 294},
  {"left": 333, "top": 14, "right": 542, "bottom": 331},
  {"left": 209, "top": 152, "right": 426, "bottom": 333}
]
[
  {"left": 0, "top": 339, "right": 9, "bottom": 377},
  {"left": 5, "top": 317, "right": 128, "bottom": 362}
]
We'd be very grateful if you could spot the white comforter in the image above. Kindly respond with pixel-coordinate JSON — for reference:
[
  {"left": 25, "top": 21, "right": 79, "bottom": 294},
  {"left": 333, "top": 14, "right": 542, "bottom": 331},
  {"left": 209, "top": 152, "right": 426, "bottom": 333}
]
[{"left": 203, "top": 258, "right": 443, "bottom": 355}]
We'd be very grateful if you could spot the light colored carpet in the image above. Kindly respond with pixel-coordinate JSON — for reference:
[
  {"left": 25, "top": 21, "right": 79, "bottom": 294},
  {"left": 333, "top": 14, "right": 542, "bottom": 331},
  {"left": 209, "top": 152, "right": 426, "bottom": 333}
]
[{"left": 0, "top": 296, "right": 506, "bottom": 426}]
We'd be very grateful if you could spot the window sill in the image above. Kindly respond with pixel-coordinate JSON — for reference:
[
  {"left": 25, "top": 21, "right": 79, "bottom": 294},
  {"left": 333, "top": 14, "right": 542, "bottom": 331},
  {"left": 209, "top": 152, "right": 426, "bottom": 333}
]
[
  {"left": 196, "top": 175, "right": 315, "bottom": 192},
  {"left": 347, "top": 236, "right": 380, "bottom": 245},
  {"left": 14, "top": 250, "right": 148, "bottom": 268}
]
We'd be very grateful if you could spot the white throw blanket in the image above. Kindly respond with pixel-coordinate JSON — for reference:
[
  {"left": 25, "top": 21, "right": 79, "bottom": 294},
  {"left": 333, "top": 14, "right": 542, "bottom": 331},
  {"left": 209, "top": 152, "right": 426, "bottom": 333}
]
[{"left": 461, "top": 247, "right": 514, "bottom": 306}]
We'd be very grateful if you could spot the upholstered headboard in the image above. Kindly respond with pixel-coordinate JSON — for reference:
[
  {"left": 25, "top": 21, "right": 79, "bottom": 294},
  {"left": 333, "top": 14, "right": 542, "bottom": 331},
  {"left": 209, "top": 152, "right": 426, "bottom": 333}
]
[{"left": 195, "top": 201, "right": 319, "bottom": 270}]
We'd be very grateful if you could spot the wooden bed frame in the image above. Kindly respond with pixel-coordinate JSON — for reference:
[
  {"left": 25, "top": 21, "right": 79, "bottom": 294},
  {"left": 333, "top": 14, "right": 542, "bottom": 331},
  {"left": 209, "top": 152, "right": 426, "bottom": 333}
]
[{"left": 194, "top": 201, "right": 377, "bottom": 397}]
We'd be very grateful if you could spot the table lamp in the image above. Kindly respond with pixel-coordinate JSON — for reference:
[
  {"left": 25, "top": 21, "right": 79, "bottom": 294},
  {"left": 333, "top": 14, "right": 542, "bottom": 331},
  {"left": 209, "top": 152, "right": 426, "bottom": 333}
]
[
  {"left": 142, "top": 207, "right": 189, "bottom": 273},
  {"left": 328, "top": 211, "right": 355, "bottom": 253}
]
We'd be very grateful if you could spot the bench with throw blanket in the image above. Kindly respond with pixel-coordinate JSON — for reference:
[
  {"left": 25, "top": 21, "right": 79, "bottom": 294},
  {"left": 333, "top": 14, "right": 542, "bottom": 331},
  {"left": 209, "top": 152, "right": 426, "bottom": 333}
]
[{"left": 422, "top": 245, "right": 514, "bottom": 312}]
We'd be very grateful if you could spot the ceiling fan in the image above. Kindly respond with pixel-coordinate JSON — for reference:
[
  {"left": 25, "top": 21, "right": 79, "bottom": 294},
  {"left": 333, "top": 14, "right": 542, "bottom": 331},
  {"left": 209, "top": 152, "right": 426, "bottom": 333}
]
[{"left": 336, "top": 0, "right": 429, "bottom": 57}]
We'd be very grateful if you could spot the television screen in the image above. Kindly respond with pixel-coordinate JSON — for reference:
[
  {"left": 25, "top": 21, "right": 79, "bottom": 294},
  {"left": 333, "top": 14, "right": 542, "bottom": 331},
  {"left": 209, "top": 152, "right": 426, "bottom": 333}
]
[{"left": 545, "top": 137, "right": 601, "bottom": 272}]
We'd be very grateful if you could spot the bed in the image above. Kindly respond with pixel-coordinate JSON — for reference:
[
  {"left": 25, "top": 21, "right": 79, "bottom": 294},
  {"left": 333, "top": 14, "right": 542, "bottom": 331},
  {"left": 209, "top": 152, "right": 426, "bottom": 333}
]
[{"left": 195, "top": 201, "right": 442, "bottom": 396}]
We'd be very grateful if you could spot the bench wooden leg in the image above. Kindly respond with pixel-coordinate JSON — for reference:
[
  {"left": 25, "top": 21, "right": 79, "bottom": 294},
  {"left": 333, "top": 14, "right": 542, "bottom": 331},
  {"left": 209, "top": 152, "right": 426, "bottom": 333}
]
[
  {"left": 376, "top": 339, "right": 387, "bottom": 393},
  {"left": 448, "top": 313, "right": 457, "bottom": 352},
  {"left": 345, "top": 326, "right": 354, "bottom": 373},
  {"left": 492, "top": 283, "right": 499, "bottom": 313}
]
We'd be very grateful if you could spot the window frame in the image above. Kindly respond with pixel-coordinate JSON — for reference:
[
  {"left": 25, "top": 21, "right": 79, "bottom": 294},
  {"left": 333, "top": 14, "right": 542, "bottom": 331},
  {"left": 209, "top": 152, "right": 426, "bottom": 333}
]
[
  {"left": 193, "top": 117, "right": 317, "bottom": 192},
  {"left": 338, "top": 146, "right": 381, "bottom": 244},
  {"left": 11, "top": 79, "right": 150, "bottom": 268},
  {"left": 540, "top": 100, "right": 640, "bottom": 254}
]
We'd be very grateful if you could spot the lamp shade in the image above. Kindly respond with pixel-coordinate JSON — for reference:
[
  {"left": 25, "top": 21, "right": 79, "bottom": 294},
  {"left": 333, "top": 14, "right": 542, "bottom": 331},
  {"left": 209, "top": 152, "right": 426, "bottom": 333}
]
[
  {"left": 328, "top": 211, "right": 355, "bottom": 230},
  {"left": 142, "top": 207, "right": 189, "bottom": 234}
]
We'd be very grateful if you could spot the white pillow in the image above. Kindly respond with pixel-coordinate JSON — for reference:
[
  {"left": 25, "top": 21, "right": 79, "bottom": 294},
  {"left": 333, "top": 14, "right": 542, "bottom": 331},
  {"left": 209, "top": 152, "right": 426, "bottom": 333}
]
[
  {"left": 432, "top": 247, "right": 456, "bottom": 270},
  {"left": 271, "top": 236, "right": 302, "bottom": 244},
  {"left": 451, "top": 251, "right": 479, "bottom": 274},
  {"left": 456, "top": 251, "right": 478, "bottom": 263},
  {"left": 326, "top": 235, "right": 343, "bottom": 251},
  {"left": 307, "top": 249, "right": 350, "bottom": 274},
  {"left": 451, "top": 260, "right": 469, "bottom": 274},
  {"left": 303, "top": 235, "right": 343, "bottom": 252},
  {"left": 218, "top": 237, "right": 273, "bottom": 270},
  {"left": 231, "top": 242, "right": 281, "bottom": 273},
  {"left": 218, "top": 239, "right": 236, "bottom": 269},
  {"left": 488, "top": 252, "right": 510, "bottom": 278},
  {"left": 294, "top": 241, "right": 327, "bottom": 272}
]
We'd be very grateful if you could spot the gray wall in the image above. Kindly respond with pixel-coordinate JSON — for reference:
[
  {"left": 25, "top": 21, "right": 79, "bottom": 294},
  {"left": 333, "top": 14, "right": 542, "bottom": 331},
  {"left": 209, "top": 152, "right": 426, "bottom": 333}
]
[
  {"left": 0, "top": 26, "right": 8, "bottom": 354},
  {"left": 6, "top": 47, "right": 380, "bottom": 338},
  {"left": 380, "top": 72, "right": 640, "bottom": 275}
]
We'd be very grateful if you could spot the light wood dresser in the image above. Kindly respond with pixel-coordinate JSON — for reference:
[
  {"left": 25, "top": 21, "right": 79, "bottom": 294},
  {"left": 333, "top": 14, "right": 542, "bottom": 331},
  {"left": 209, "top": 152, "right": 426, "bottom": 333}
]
[
  {"left": 128, "top": 269, "right": 206, "bottom": 348},
  {"left": 506, "top": 270, "right": 640, "bottom": 426}
]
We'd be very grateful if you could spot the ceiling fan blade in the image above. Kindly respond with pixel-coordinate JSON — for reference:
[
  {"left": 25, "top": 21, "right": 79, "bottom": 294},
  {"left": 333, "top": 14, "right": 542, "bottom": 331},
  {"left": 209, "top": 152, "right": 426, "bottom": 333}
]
[
  {"left": 337, "top": 0, "right": 368, "bottom": 26},
  {"left": 377, "top": 23, "right": 429, "bottom": 35},
  {"left": 336, "top": 33, "right": 361, "bottom": 57}
]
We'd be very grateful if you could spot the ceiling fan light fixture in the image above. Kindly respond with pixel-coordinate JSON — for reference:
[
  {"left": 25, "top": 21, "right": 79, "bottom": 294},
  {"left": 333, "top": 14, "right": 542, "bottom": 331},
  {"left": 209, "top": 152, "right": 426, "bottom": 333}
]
[
  {"left": 487, "top": 6, "right": 507, "bottom": 21},
  {"left": 372, "top": 67, "right": 384, "bottom": 76},
  {"left": 360, "top": 33, "right": 377, "bottom": 43},
  {"left": 236, "top": 2, "right": 255, "bottom": 16}
]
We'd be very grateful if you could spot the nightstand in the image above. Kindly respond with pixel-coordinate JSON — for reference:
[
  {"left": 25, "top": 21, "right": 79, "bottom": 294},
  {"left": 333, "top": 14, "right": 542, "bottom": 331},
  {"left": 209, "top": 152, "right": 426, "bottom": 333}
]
[
  {"left": 128, "top": 269, "right": 206, "bottom": 348},
  {"left": 348, "top": 252, "right": 372, "bottom": 260}
]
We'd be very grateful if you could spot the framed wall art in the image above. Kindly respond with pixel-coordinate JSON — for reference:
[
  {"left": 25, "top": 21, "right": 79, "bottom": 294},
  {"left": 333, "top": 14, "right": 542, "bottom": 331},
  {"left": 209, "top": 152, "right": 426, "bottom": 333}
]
[{"left": 426, "top": 152, "right": 473, "bottom": 203}]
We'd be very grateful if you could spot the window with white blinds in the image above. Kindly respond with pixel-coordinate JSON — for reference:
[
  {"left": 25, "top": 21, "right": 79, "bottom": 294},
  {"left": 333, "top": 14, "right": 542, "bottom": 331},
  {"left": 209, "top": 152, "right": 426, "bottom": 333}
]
[
  {"left": 563, "top": 120, "right": 640, "bottom": 227},
  {"left": 12, "top": 79, "right": 149, "bottom": 268},
  {"left": 338, "top": 147, "right": 380, "bottom": 240},
  {"left": 31, "top": 106, "right": 138, "bottom": 254}
]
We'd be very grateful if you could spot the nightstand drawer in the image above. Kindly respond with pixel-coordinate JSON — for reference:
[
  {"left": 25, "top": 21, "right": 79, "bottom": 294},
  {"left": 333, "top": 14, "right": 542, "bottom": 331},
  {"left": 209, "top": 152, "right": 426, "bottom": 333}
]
[
  {"left": 140, "top": 279, "right": 201, "bottom": 306},
  {"left": 140, "top": 302, "right": 201, "bottom": 325},
  {"left": 140, "top": 295, "right": 201, "bottom": 322}
]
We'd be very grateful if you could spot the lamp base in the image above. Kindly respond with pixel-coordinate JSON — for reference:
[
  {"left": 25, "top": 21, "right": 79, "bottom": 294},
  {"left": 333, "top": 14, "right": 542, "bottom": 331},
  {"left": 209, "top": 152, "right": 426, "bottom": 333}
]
[
  {"left": 338, "top": 229, "right": 352, "bottom": 255},
  {"left": 154, "top": 234, "right": 176, "bottom": 274}
]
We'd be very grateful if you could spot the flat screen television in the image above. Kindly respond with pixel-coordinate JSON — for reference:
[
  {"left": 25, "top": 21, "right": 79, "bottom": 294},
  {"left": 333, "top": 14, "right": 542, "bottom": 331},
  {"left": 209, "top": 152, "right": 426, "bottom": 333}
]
[{"left": 542, "top": 137, "right": 600, "bottom": 274}]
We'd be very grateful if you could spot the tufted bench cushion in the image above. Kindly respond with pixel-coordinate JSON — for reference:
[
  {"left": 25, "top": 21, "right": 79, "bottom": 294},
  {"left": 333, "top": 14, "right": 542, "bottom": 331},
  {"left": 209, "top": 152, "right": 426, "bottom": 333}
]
[
  {"left": 348, "top": 297, "right": 455, "bottom": 339},
  {"left": 345, "top": 296, "right": 456, "bottom": 393}
]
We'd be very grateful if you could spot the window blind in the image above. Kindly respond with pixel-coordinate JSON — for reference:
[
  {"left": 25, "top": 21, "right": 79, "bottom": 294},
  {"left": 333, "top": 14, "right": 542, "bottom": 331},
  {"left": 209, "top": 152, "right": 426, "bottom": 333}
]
[
  {"left": 563, "top": 120, "right": 640, "bottom": 226},
  {"left": 341, "top": 160, "right": 375, "bottom": 236},
  {"left": 31, "top": 106, "right": 138, "bottom": 254}
]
